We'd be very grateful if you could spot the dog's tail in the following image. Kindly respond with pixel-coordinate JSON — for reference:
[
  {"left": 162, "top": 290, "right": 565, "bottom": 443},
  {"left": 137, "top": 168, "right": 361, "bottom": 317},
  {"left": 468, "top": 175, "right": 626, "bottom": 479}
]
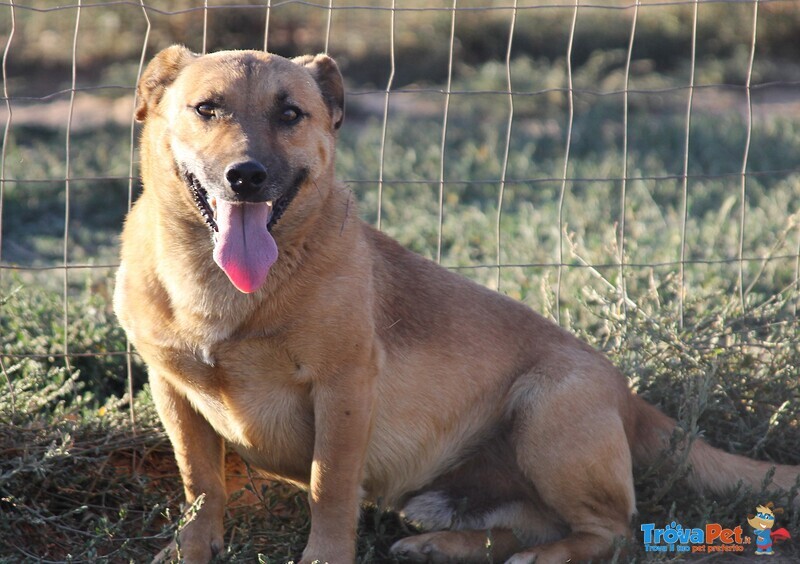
[{"left": 630, "top": 395, "right": 799, "bottom": 503}]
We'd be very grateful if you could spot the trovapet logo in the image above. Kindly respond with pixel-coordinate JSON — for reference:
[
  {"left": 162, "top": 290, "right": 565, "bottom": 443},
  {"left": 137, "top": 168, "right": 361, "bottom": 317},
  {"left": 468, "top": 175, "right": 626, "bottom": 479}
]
[
  {"left": 641, "top": 502, "right": 793, "bottom": 556},
  {"left": 640, "top": 521, "right": 748, "bottom": 554}
]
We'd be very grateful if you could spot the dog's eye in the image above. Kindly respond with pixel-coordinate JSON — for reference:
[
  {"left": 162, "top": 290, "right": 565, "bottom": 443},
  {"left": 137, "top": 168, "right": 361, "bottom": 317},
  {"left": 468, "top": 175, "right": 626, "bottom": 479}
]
[
  {"left": 195, "top": 103, "right": 218, "bottom": 119},
  {"left": 280, "top": 106, "right": 303, "bottom": 124}
]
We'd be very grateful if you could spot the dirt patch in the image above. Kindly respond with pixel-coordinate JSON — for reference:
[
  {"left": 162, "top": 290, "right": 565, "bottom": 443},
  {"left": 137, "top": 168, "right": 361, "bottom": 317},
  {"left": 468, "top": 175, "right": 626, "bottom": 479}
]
[
  {"left": 109, "top": 447, "right": 286, "bottom": 512},
  {"left": 0, "top": 95, "right": 135, "bottom": 131}
]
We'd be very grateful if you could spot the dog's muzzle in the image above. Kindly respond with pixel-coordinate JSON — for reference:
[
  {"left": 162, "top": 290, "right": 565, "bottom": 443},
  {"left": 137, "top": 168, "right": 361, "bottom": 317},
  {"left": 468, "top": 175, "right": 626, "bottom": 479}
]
[
  {"left": 180, "top": 167, "right": 308, "bottom": 294},
  {"left": 182, "top": 170, "right": 278, "bottom": 293}
]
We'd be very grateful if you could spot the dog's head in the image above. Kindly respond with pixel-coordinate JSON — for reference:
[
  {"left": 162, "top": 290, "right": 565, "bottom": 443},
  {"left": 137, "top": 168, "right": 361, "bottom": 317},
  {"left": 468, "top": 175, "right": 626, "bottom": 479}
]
[{"left": 136, "top": 46, "right": 344, "bottom": 293}]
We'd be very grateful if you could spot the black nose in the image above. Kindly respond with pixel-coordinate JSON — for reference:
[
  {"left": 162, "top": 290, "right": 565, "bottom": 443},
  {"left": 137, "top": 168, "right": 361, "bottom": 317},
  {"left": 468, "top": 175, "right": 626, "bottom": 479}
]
[{"left": 225, "top": 161, "right": 268, "bottom": 196}]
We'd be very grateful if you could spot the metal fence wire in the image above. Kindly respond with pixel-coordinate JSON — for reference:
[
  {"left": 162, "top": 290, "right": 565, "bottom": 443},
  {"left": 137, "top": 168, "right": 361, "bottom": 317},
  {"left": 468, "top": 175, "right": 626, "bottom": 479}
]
[{"left": 1, "top": 1, "right": 799, "bottom": 425}]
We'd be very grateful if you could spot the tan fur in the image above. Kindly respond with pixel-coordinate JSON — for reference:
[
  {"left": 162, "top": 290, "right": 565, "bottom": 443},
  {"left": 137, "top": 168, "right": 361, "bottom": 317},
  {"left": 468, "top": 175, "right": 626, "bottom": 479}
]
[{"left": 115, "top": 46, "right": 800, "bottom": 564}]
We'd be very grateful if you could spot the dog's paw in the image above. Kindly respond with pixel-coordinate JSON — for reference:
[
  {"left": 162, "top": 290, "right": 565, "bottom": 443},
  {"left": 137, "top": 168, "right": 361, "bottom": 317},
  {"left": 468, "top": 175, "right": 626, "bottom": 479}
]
[
  {"left": 400, "top": 491, "right": 456, "bottom": 530},
  {"left": 390, "top": 535, "right": 436, "bottom": 563},
  {"left": 390, "top": 532, "right": 475, "bottom": 564},
  {"left": 152, "top": 530, "right": 224, "bottom": 564},
  {"left": 300, "top": 543, "right": 354, "bottom": 564}
]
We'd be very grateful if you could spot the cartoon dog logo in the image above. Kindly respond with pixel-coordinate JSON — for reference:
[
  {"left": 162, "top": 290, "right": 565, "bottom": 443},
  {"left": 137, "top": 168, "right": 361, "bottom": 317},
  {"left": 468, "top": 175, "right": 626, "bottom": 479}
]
[{"left": 747, "top": 503, "right": 792, "bottom": 556}]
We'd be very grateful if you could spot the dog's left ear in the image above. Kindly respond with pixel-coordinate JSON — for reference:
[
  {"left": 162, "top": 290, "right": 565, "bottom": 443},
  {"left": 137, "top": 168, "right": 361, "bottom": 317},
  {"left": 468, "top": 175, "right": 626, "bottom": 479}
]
[{"left": 293, "top": 54, "right": 345, "bottom": 131}]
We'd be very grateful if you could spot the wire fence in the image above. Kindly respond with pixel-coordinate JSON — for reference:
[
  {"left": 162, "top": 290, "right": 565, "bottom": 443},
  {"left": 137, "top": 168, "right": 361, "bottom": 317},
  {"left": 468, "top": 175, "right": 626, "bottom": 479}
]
[{"left": 1, "top": 0, "right": 800, "bottom": 427}]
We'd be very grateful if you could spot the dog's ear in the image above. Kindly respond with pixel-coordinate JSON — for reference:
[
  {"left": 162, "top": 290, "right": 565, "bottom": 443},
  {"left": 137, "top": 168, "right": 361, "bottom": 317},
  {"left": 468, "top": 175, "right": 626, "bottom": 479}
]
[
  {"left": 293, "top": 54, "right": 345, "bottom": 131},
  {"left": 135, "top": 45, "right": 196, "bottom": 121}
]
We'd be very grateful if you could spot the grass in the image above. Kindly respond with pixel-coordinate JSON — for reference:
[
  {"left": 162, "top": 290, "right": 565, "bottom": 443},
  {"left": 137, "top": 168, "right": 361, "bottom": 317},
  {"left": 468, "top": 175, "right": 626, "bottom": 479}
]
[
  {"left": 2, "top": 1, "right": 800, "bottom": 562},
  {"left": 2, "top": 272, "right": 798, "bottom": 562}
]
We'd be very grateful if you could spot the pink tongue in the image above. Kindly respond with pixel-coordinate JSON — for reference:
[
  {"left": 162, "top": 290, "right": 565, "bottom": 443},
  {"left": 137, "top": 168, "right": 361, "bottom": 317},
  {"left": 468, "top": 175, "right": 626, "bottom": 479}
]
[{"left": 212, "top": 200, "right": 278, "bottom": 293}]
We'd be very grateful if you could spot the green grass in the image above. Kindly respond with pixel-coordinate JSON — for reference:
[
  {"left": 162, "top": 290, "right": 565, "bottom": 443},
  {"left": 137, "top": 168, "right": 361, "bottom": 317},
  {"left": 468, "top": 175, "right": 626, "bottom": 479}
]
[
  {"left": 3, "top": 109, "right": 800, "bottom": 562},
  {"left": 2, "top": 1, "right": 800, "bottom": 561},
  {"left": 2, "top": 271, "right": 798, "bottom": 562}
]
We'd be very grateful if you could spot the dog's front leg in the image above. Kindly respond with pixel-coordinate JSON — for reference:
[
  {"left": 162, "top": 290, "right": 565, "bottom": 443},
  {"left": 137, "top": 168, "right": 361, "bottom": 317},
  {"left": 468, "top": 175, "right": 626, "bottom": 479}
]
[
  {"left": 301, "top": 360, "right": 377, "bottom": 564},
  {"left": 150, "top": 372, "right": 226, "bottom": 564}
]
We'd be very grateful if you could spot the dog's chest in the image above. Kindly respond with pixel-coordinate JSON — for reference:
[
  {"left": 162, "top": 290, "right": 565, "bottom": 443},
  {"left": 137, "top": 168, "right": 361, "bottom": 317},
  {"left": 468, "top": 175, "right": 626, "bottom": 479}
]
[{"left": 173, "top": 338, "right": 316, "bottom": 480}]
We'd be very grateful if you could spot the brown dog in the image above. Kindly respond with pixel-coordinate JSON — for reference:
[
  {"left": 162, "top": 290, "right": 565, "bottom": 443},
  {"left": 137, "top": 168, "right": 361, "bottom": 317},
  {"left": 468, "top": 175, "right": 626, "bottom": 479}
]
[{"left": 114, "top": 46, "right": 799, "bottom": 563}]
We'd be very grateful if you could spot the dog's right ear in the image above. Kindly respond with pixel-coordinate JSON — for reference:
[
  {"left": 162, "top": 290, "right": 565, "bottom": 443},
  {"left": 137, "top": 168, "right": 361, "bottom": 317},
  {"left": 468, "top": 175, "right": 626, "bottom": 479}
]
[
  {"left": 292, "top": 54, "right": 345, "bottom": 131},
  {"left": 135, "top": 45, "right": 196, "bottom": 121}
]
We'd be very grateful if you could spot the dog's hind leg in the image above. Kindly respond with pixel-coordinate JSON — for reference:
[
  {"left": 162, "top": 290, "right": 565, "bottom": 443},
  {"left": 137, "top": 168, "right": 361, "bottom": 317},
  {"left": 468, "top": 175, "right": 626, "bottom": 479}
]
[
  {"left": 390, "top": 469, "right": 566, "bottom": 562},
  {"left": 505, "top": 365, "right": 636, "bottom": 563}
]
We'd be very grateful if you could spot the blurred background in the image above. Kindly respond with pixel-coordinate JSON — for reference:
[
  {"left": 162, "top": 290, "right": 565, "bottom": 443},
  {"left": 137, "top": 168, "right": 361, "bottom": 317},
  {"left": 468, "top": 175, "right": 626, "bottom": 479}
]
[{"left": 1, "top": 1, "right": 799, "bottom": 561}]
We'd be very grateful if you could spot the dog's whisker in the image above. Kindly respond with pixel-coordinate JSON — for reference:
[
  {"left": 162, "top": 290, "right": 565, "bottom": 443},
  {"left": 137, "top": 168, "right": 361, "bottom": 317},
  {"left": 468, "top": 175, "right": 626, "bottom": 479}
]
[{"left": 340, "top": 187, "right": 353, "bottom": 236}]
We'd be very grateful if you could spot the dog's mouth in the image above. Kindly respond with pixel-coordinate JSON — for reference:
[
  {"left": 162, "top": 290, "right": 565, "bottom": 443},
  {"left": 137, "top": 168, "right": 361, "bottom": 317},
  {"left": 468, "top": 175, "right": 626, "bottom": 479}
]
[
  {"left": 183, "top": 171, "right": 278, "bottom": 294},
  {"left": 185, "top": 171, "right": 302, "bottom": 233},
  {"left": 186, "top": 172, "right": 221, "bottom": 232}
]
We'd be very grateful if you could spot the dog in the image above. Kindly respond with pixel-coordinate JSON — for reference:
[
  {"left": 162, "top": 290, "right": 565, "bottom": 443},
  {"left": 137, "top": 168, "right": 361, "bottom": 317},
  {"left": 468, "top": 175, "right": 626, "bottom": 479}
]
[{"left": 114, "top": 46, "right": 799, "bottom": 563}]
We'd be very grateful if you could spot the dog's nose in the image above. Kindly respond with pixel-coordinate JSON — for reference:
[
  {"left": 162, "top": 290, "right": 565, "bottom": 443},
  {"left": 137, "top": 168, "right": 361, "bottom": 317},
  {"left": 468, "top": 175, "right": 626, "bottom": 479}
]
[{"left": 225, "top": 161, "right": 268, "bottom": 196}]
